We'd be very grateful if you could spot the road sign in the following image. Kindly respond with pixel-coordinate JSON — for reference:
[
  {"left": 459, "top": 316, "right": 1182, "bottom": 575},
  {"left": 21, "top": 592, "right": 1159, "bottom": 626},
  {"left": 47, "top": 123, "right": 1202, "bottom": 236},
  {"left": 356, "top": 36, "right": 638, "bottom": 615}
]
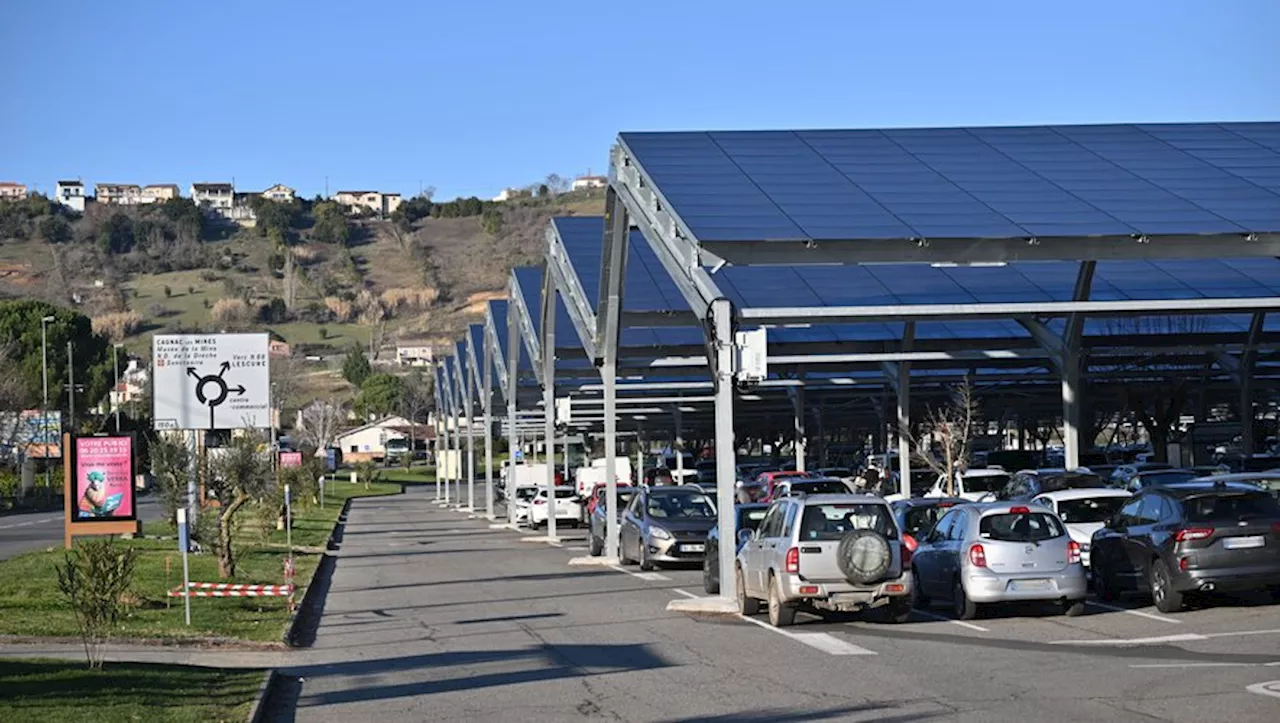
[{"left": 152, "top": 334, "right": 271, "bottom": 430}]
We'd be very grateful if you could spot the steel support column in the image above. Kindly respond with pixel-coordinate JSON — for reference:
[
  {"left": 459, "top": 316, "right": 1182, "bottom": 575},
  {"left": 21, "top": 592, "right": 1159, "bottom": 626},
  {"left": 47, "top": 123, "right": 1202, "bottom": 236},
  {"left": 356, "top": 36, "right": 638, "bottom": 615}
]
[
  {"left": 674, "top": 405, "right": 685, "bottom": 480},
  {"left": 603, "top": 358, "right": 620, "bottom": 558},
  {"left": 896, "top": 362, "right": 911, "bottom": 499},
  {"left": 483, "top": 329, "right": 495, "bottom": 519},
  {"left": 599, "top": 194, "right": 629, "bottom": 558},
  {"left": 506, "top": 309, "right": 520, "bottom": 526},
  {"left": 1061, "top": 352, "right": 1082, "bottom": 470},
  {"left": 542, "top": 277, "right": 558, "bottom": 541},
  {"left": 790, "top": 387, "right": 806, "bottom": 472},
  {"left": 465, "top": 354, "right": 476, "bottom": 512},
  {"left": 1241, "top": 312, "right": 1267, "bottom": 455},
  {"left": 711, "top": 298, "right": 739, "bottom": 604}
]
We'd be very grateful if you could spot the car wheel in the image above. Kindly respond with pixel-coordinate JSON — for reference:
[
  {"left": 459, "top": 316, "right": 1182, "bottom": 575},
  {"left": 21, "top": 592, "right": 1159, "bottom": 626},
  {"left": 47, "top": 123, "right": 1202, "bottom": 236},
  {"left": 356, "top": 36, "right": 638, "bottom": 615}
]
[
  {"left": 736, "top": 567, "right": 760, "bottom": 616},
  {"left": 1149, "top": 558, "right": 1183, "bottom": 614},
  {"left": 953, "top": 577, "right": 978, "bottom": 620},
  {"left": 912, "top": 569, "right": 930, "bottom": 608},
  {"left": 588, "top": 533, "right": 603, "bottom": 557},
  {"left": 1062, "top": 599, "right": 1086, "bottom": 617},
  {"left": 638, "top": 540, "right": 655, "bottom": 572},
  {"left": 703, "top": 555, "right": 719, "bottom": 595},
  {"left": 885, "top": 596, "right": 912, "bottom": 624},
  {"left": 767, "top": 574, "right": 797, "bottom": 627}
]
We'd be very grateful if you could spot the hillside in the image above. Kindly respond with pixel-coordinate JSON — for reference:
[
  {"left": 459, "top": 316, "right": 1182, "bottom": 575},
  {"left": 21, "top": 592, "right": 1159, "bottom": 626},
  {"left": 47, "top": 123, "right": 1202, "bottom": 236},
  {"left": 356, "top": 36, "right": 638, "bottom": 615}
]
[{"left": 0, "top": 190, "right": 606, "bottom": 363}]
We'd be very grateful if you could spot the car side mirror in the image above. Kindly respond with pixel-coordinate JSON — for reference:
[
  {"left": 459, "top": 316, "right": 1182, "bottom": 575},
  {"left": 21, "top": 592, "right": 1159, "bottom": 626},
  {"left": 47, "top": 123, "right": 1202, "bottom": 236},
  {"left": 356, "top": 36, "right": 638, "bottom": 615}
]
[{"left": 737, "top": 529, "right": 754, "bottom": 545}]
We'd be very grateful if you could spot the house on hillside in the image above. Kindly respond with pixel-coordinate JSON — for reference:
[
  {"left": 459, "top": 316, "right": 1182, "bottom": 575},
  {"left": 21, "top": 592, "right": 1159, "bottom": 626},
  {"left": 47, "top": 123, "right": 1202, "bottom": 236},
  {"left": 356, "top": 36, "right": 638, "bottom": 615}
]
[
  {"left": 190, "top": 183, "right": 234, "bottom": 212},
  {"left": 493, "top": 187, "right": 532, "bottom": 202},
  {"left": 268, "top": 339, "right": 291, "bottom": 357},
  {"left": 0, "top": 182, "right": 28, "bottom": 202},
  {"left": 333, "top": 415, "right": 433, "bottom": 462},
  {"left": 572, "top": 175, "right": 607, "bottom": 191},
  {"left": 262, "top": 184, "right": 295, "bottom": 202},
  {"left": 54, "top": 180, "right": 86, "bottom": 212},
  {"left": 141, "top": 184, "right": 180, "bottom": 204},
  {"left": 396, "top": 342, "right": 435, "bottom": 367},
  {"left": 333, "top": 190, "right": 402, "bottom": 217},
  {"left": 96, "top": 183, "right": 142, "bottom": 205}
]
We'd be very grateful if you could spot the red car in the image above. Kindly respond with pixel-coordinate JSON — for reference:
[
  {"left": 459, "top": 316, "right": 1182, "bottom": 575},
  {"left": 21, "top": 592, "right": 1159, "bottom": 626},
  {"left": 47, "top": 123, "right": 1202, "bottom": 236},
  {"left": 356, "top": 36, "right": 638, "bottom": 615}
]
[
  {"left": 754, "top": 470, "right": 813, "bottom": 503},
  {"left": 586, "top": 482, "right": 633, "bottom": 517}
]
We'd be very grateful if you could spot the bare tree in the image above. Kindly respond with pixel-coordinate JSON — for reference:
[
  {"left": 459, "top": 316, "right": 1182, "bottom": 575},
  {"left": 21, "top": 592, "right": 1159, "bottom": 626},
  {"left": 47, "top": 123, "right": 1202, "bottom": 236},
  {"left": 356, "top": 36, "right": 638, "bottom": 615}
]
[
  {"left": 207, "top": 436, "right": 273, "bottom": 578},
  {"left": 282, "top": 250, "right": 298, "bottom": 310},
  {"left": 546, "top": 173, "right": 570, "bottom": 194},
  {"left": 270, "top": 354, "right": 300, "bottom": 422},
  {"left": 148, "top": 433, "right": 192, "bottom": 526},
  {"left": 911, "top": 380, "right": 981, "bottom": 496},
  {"left": 368, "top": 321, "right": 387, "bottom": 361},
  {"left": 398, "top": 372, "right": 434, "bottom": 470},
  {"left": 296, "top": 399, "right": 347, "bottom": 453}
]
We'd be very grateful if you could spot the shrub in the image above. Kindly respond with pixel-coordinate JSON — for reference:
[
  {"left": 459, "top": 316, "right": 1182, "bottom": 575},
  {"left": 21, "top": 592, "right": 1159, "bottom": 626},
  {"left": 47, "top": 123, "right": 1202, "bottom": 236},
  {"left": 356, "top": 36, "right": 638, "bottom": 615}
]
[
  {"left": 163, "top": 285, "right": 172, "bottom": 298},
  {"left": 381, "top": 287, "right": 439, "bottom": 312},
  {"left": 54, "top": 539, "right": 138, "bottom": 669},
  {"left": 199, "top": 270, "right": 219, "bottom": 283},
  {"left": 91, "top": 311, "right": 142, "bottom": 342},
  {"left": 323, "top": 296, "right": 353, "bottom": 322},
  {"left": 210, "top": 297, "right": 252, "bottom": 324},
  {"left": 259, "top": 297, "right": 288, "bottom": 323},
  {"left": 187, "top": 285, "right": 195, "bottom": 295}
]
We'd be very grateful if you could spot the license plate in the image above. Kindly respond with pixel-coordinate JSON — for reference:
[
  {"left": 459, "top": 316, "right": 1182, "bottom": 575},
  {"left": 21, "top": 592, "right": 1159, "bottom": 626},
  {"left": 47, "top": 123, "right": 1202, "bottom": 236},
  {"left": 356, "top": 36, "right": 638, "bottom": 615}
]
[
  {"left": 1011, "top": 579, "right": 1051, "bottom": 591},
  {"left": 1224, "top": 535, "right": 1265, "bottom": 550},
  {"left": 681, "top": 543, "right": 705, "bottom": 553}
]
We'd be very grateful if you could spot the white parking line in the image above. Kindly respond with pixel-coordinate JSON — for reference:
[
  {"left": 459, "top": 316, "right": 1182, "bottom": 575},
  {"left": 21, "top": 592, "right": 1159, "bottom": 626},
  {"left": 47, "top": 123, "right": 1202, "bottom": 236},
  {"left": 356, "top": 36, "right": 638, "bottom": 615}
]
[
  {"left": 1086, "top": 601, "right": 1181, "bottom": 624},
  {"left": 1131, "top": 662, "right": 1280, "bottom": 669},
  {"left": 1055, "top": 628, "right": 1280, "bottom": 647},
  {"left": 912, "top": 609, "right": 989, "bottom": 633},
  {"left": 1247, "top": 680, "right": 1280, "bottom": 699},
  {"left": 608, "top": 565, "right": 670, "bottom": 582},
  {"left": 670, "top": 588, "right": 876, "bottom": 656},
  {"left": 566, "top": 546, "right": 587, "bottom": 551}
]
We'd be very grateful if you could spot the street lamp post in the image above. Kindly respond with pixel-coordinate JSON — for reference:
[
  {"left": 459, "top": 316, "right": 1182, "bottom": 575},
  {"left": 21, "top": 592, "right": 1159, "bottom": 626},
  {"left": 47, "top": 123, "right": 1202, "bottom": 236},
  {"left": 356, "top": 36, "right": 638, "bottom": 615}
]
[
  {"left": 112, "top": 344, "right": 122, "bottom": 432},
  {"left": 40, "top": 315, "right": 54, "bottom": 492},
  {"left": 67, "top": 340, "right": 75, "bottom": 431}
]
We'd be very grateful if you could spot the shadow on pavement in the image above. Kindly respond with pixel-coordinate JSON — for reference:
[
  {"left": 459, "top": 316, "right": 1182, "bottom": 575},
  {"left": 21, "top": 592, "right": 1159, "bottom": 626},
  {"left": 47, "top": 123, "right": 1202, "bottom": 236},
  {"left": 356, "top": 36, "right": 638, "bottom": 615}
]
[
  {"left": 656, "top": 702, "right": 940, "bottom": 723},
  {"left": 330, "top": 569, "right": 611, "bottom": 594},
  {"left": 263, "top": 643, "right": 671, "bottom": 721},
  {"left": 454, "top": 612, "right": 564, "bottom": 625}
]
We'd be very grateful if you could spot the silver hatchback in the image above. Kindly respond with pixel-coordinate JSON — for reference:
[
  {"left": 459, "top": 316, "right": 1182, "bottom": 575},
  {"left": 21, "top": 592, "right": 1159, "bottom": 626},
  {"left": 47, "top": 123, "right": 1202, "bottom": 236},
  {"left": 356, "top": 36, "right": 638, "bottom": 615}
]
[{"left": 912, "top": 503, "right": 1087, "bottom": 619}]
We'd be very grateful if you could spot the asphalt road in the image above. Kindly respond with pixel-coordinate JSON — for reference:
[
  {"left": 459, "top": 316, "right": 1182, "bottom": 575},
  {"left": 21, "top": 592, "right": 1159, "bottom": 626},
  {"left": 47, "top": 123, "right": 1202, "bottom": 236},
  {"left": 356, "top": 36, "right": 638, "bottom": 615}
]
[
  {"left": 266, "top": 484, "right": 1280, "bottom": 722},
  {"left": 0, "top": 494, "right": 163, "bottom": 560}
]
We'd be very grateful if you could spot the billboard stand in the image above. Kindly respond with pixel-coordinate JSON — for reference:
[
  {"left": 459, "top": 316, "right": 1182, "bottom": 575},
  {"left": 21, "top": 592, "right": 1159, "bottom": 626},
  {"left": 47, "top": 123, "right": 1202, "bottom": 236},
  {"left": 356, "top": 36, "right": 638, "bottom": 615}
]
[{"left": 63, "top": 432, "right": 140, "bottom": 549}]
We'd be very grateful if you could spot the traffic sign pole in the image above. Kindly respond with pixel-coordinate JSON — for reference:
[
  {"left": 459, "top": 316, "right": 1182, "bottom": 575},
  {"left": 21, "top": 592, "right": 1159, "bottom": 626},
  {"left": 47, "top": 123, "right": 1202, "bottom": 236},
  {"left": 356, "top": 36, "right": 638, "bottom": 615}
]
[{"left": 177, "top": 508, "right": 191, "bottom": 626}]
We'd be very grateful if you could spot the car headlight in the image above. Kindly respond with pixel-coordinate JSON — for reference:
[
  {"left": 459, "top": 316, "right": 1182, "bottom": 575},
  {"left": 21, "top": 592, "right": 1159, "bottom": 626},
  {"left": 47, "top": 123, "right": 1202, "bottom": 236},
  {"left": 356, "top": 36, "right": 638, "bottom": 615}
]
[{"left": 649, "top": 527, "right": 672, "bottom": 541}]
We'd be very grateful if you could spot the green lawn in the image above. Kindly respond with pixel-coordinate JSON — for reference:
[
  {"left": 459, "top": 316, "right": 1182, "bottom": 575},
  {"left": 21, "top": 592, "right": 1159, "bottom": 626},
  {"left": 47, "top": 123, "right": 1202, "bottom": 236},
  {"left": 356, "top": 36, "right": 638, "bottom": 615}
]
[
  {"left": 0, "top": 658, "right": 263, "bottom": 723},
  {"left": 0, "top": 482, "right": 401, "bottom": 643}
]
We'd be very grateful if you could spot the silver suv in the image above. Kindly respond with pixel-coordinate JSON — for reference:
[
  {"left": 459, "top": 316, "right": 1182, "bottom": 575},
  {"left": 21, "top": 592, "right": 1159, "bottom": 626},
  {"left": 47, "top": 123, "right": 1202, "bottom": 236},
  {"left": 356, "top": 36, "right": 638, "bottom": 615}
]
[{"left": 735, "top": 494, "right": 912, "bottom": 627}]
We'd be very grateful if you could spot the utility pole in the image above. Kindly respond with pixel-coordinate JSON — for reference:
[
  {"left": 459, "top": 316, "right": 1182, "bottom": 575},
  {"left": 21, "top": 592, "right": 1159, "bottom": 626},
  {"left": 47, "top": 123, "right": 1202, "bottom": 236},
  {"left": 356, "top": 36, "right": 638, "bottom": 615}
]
[
  {"left": 66, "top": 340, "right": 75, "bottom": 431},
  {"left": 40, "top": 315, "right": 53, "bottom": 490},
  {"left": 113, "top": 344, "right": 122, "bottom": 432}
]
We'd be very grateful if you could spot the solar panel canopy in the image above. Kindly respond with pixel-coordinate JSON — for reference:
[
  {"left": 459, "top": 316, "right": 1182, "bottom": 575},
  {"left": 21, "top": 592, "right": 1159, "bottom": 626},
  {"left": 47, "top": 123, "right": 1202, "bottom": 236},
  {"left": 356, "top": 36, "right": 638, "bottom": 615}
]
[{"left": 619, "top": 123, "right": 1280, "bottom": 243}]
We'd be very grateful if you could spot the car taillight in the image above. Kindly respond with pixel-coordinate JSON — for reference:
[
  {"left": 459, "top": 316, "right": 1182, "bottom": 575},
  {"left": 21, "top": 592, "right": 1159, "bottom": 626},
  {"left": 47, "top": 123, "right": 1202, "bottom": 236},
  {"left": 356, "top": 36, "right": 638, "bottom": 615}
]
[
  {"left": 533, "top": 499, "right": 546, "bottom": 505},
  {"left": 901, "top": 540, "right": 914, "bottom": 568},
  {"left": 1174, "top": 527, "right": 1214, "bottom": 542},
  {"left": 1179, "top": 556, "right": 1190, "bottom": 572},
  {"left": 903, "top": 533, "right": 918, "bottom": 553},
  {"left": 1009, "top": 506, "right": 1030, "bottom": 514},
  {"left": 968, "top": 543, "right": 987, "bottom": 568},
  {"left": 1272, "top": 523, "right": 1280, "bottom": 534},
  {"left": 1067, "top": 540, "right": 1081, "bottom": 565},
  {"left": 785, "top": 546, "right": 800, "bottom": 573}
]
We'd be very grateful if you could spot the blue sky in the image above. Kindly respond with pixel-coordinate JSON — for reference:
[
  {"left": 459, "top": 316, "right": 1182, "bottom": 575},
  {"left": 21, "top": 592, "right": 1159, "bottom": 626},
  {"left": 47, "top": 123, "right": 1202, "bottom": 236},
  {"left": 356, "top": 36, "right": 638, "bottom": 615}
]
[{"left": 2, "top": 0, "right": 1277, "bottom": 201}]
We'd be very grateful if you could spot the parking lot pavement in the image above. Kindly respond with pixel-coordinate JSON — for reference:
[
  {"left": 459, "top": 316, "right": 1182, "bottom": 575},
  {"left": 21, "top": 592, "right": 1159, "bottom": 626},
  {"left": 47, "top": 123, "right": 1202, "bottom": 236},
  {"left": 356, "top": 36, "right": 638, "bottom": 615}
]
[{"left": 268, "top": 485, "right": 1280, "bottom": 722}]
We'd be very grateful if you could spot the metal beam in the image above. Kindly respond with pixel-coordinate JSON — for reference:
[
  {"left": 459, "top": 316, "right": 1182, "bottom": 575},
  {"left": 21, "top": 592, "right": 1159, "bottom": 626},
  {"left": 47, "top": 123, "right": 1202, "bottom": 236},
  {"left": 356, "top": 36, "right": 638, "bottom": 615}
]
[
  {"left": 594, "top": 185, "right": 631, "bottom": 365},
  {"left": 711, "top": 298, "right": 739, "bottom": 605},
  {"left": 895, "top": 323, "right": 914, "bottom": 499},
  {"left": 546, "top": 222, "right": 598, "bottom": 361},
  {"left": 542, "top": 269, "right": 559, "bottom": 541},
  {"left": 509, "top": 270, "right": 543, "bottom": 386},
  {"left": 1241, "top": 311, "right": 1267, "bottom": 455}
]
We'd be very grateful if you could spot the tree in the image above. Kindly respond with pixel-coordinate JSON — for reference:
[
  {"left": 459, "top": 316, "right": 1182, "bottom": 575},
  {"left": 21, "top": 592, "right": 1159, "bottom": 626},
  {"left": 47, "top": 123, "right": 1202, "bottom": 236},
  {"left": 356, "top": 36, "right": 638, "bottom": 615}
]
[
  {"left": 207, "top": 436, "right": 274, "bottom": 577},
  {"left": 163, "top": 285, "right": 172, "bottom": 298},
  {"left": 342, "top": 345, "right": 371, "bottom": 386},
  {"left": 250, "top": 196, "right": 301, "bottom": 239},
  {"left": 0, "top": 300, "right": 111, "bottom": 412},
  {"left": 296, "top": 399, "right": 347, "bottom": 452},
  {"left": 269, "top": 353, "right": 300, "bottom": 423},
  {"left": 357, "top": 373, "right": 405, "bottom": 418},
  {"left": 911, "top": 380, "right": 980, "bottom": 496},
  {"left": 546, "top": 173, "right": 569, "bottom": 194},
  {"left": 38, "top": 215, "right": 72, "bottom": 244},
  {"left": 54, "top": 539, "right": 138, "bottom": 669},
  {"left": 148, "top": 433, "right": 191, "bottom": 526},
  {"left": 398, "top": 372, "right": 433, "bottom": 470},
  {"left": 259, "top": 297, "right": 288, "bottom": 324},
  {"left": 98, "top": 213, "right": 135, "bottom": 254},
  {"left": 311, "top": 202, "right": 350, "bottom": 245}
]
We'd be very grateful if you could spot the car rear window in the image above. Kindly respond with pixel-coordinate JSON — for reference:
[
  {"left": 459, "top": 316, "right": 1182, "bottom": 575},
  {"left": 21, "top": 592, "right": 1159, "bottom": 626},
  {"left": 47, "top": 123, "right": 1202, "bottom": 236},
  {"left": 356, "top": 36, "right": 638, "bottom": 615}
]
[
  {"left": 1183, "top": 492, "right": 1280, "bottom": 522},
  {"left": 740, "top": 508, "right": 769, "bottom": 531},
  {"left": 789, "top": 480, "right": 851, "bottom": 495},
  {"left": 799, "top": 503, "right": 897, "bottom": 541},
  {"left": 647, "top": 491, "right": 716, "bottom": 519},
  {"left": 554, "top": 489, "right": 577, "bottom": 499},
  {"left": 1056, "top": 496, "right": 1128, "bottom": 523},
  {"left": 903, "top": 505, "right": 956, "bottom": 537},
  {"left": 964, "top": 474, "right": 1009, "bottom": 493},
  {"left": 1039, "top": 474, "right": 1106, "bottom": 493},
  {"left": 1137, "top": 470, "right": 1197, "bottom": 486},
  {"left": 979, "top": 512, "right": 1066, "bottom": 542}
]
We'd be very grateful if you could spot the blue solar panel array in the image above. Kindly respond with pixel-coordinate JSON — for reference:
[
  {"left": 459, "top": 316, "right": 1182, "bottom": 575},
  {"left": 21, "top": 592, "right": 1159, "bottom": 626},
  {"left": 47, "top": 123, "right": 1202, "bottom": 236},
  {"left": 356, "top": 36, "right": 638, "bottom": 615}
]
[
  {"left": 487, "top": 299, "right": 535, "bottom": 373},
  {"left": 510, "top": 265, "right": 584, "bottom": 353},
  {"left": 619, "top": 123, "right": 1280, "bottom": 242}
]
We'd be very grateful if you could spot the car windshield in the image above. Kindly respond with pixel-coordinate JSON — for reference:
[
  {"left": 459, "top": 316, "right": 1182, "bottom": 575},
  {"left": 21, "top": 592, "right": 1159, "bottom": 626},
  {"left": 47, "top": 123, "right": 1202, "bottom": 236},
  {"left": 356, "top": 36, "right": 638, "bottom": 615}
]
[
  {"left": 963, "top": 474, "right": 1009, "bottom": 493},
  {"left": 740, "top": 484, "right": 769, "bottom": 502},
  {"left": 903, "top": 504, "right": 956, "bottom": 538},
  {"left": 1183, "top": 492, "right": 1280, "bottom": 522},
  {"left": 788, "top": 480, "right": 850, "bottom": 495},
  {"left": 1055, "top": 496, "right": 1128, "bottom": 523},
  {"left": 553, "top": 489, "right": 577, "bottom": 500},
  {"left": 647, "top": 491, "right": 716, "bottom": 519},
  {"left": 515, "top": 488, "right": 538, "bottom": 501},
  {"left": 980, "top": 512, "right": 1066, "bottom": 542},
  {"left": 739, "top": 508, "right": 769, "bottom": 531},
  {"left": 1039, "top": 473, "right": 1106, "bottom": 493},
  {"left": 1136, "top": 470, "right": 1197, "bottom": 486},
  {"left": 799, "top": 503, "right": 897, "bottom": 541}
]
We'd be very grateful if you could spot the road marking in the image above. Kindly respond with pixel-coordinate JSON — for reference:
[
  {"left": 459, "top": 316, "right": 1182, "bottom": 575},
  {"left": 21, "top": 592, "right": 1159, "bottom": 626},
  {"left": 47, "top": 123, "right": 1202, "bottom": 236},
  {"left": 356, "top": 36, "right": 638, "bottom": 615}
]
[
  {"left": 913, "top": 609, "right": 989, "bottom": 632},
  {"left": 1247, "top": 680, "right": 1280, "bottom": 699},
  {"left": 1131, "top": 663, "right": 1279, "bottom": 669},
  {"left": 566, "top": 546, "right": 587, "bottom": 551},
  {"left": 1087, "top": 601, "right": 1181, "bottom": 624},
  {"left": 670, "top": 589, "right": 877, "bottom": 656},
  {"left": 1054, "top": 628, "right": 1280, "bottom": 647},
  {"left": 608, "top": 565, "right": 670, "bottom": 582},
  {"left": 1202, "top": 628, "right": 1280, "bottom": 639}
]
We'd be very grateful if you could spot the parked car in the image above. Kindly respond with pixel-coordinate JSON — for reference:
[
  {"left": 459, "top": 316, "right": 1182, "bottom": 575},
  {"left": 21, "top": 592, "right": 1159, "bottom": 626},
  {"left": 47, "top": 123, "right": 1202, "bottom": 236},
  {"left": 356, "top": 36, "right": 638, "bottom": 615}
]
[
  {"left": 774, "top": 477, "right": 853, "bottom": 498},
  {"left": 585, "top": 483, "right": 633, "bottom": 519},
  {"left": 815, "top": 467, "right": 856, "bottom": 487},
  {"left": 1189, "top": 464, "right": 1232, "bottom": 478},
  {"left": 510, "top": 485, "right": 539, "bottom": 526},
  {"left": 736, "top": 494, "right": 913, "bottom": 626},
  {"left": 736, "top": 481, "right": 770, "bottom": 504},
  {"left": 1090, "top": 481, "right": 1280, "bottom": 613},
  {"left": 890, "top": 497, "right": 967, "bottom": 548},
  {"left": 703, "top": 503, "right": 770, "bottom": 594},
  {"left": 1194, "top": 472, "right": 1280, "bottom": 497},
  {"left": 753, "top": 470, "right": 813, "bottom": 502},
  {"left": 658, "top": 453, "right": 699, "bottom": 485},
  {"left": 619, "top": 486, "right": 719, "bottom": 570},
  {"left": 587, "top": 486, "right": 638, "bottom": 556},
  {"left": 694, "top": 460, "right": 718, "bottom": 485},
  {"left": 526, "top": 486, "right": 583, "bottom": 529},
  {"left": 925, "top": 468, "right": 1011, "bottom": 502},
  {"left": 1109, "top": 462, "right": 1174, "bottom": 488},
  {"left": 1120, "top": 468, "right": 1199, "bottom": 493},
  {"left": 998, "top": 468, "right": 1108, "bottom": 501},
  {"left": 912, "top": 502, "right": 1087, "bottom": 619},
  {"left": 1029, "top": 488, "right": 1132, "bottom": 568}
]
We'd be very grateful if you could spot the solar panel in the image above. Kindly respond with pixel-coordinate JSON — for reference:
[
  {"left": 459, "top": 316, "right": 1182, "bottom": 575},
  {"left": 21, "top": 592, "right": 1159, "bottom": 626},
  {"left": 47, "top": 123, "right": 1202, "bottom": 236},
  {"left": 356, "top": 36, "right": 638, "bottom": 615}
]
[{"left": 619, "top": 123, "right": 1280, "bottom": 243}]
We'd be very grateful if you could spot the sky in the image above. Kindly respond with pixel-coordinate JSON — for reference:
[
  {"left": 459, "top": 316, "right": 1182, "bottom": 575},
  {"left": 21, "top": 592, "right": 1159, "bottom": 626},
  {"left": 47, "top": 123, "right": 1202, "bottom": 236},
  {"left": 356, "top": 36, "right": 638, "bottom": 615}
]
[{"left": 2, "top": 0, "right": 1277, "bottom": 201}]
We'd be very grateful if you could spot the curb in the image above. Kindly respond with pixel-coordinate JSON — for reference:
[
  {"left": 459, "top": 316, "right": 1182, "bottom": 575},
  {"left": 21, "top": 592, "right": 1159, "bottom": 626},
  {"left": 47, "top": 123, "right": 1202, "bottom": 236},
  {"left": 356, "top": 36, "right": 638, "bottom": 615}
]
[{"left": 246, "top": 669, "right": 278, "bottom": 723}]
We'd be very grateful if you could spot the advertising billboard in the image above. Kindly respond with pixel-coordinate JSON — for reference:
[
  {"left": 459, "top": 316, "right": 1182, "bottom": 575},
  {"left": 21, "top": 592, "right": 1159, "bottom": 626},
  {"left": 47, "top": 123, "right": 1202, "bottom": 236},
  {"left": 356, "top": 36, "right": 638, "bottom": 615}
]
[
  {"left": 72, "top": 436, "right": 136, "bottom": 521},
  {"left": 152, "top": 333, "right": 271, "bottom": 431},
  {"left": 279, "top": 451, "right": 303, "bottom": 468}
]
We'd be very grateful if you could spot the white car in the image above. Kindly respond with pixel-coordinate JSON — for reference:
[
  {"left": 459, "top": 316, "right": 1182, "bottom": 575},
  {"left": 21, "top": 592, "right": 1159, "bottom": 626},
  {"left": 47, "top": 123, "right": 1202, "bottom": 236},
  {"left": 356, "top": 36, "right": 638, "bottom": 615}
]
[
  {"left": 1029, "top": 488, "right": 1133, "bottom": 568},
  {"left": 510, "top": 485, "right": 539, "bottom": 525},
  {"left": 926, "top": 468, "right": 1012, "bottom": 502},
  {"left": 527, "top": 486, "right": 584, "bottom": 529}
]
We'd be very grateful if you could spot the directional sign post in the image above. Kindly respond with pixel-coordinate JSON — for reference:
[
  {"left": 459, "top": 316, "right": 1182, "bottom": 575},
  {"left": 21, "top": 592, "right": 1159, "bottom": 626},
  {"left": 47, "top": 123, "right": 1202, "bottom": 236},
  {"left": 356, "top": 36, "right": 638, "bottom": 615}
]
[{"left": 152, "top": 334, "right": 271, "bottom": 431}]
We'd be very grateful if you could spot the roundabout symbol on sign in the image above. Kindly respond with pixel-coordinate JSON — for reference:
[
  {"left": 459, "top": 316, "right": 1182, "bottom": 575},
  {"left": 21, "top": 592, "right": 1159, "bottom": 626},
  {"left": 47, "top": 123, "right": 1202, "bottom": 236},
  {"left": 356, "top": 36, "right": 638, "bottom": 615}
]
[{"left": 187, "top": 361, "right": 247, "bottom": 429}]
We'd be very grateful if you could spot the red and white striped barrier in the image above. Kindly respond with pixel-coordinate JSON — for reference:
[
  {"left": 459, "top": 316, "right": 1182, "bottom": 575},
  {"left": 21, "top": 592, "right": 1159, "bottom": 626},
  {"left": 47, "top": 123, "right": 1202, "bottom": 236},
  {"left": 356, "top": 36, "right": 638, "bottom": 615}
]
[{"left": 168, "top": 582, "right": 295, "bottom": 598}]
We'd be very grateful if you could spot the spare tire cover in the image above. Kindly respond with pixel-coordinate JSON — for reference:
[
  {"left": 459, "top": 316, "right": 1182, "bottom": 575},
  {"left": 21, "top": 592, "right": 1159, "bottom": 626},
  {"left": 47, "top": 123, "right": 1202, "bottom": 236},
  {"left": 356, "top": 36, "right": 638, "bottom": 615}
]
[{"left": 836, "top": 530, "right": 892, "bottom": 585}]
